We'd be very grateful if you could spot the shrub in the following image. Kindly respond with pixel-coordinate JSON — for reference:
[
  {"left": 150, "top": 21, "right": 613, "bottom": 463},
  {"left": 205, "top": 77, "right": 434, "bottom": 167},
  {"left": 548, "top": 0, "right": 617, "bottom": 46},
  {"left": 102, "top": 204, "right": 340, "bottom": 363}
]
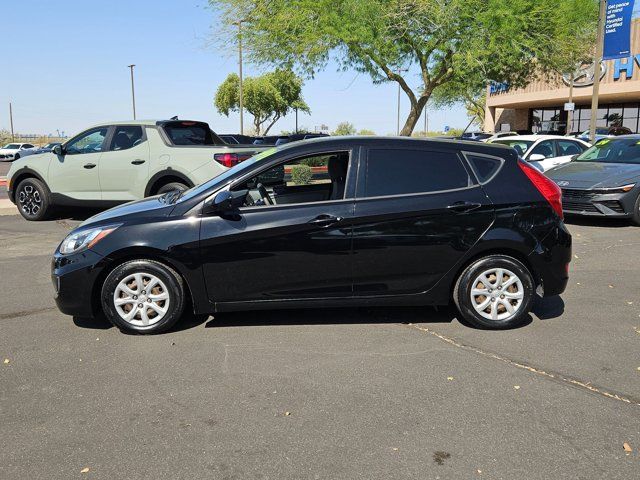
[{"left": 291, "top": 164, "right": 313, "bottom": 185}]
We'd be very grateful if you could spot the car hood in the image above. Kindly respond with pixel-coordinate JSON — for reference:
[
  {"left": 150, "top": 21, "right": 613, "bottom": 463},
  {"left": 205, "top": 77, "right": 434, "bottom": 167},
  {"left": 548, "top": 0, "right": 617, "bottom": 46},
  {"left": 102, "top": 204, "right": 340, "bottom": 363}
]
[
  {"left": 80, "top": 195, "right": 175, "bottom": 228},
  {"left": 546, "top": 161, "right": 640, "bottom": 188},
  {"left": 0, "top": 149, "right": 18, "bottom": 154}
]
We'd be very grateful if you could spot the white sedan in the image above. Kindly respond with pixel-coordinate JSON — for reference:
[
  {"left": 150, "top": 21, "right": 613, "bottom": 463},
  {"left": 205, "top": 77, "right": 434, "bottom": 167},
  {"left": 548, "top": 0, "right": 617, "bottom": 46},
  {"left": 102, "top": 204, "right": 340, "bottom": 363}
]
[
  {"left": 489, "top": 135, "right": 591, "bottom": 172},
  {"left": 0, "top": 142, "right": 37, "bottom": 161}
]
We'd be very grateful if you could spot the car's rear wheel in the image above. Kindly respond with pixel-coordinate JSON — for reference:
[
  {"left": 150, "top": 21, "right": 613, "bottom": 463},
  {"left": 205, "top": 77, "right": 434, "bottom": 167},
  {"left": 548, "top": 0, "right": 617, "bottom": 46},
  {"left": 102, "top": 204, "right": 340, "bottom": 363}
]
[
  {"left": 101, "top": 260, "right": 186, "bottom": 334},
  {"left": 453, "top": 255, "right": 535, "bottom": 329},
  {"left": 16, "top": 177, "right": 51, "bottom": 221},
  {"left": 157, "top": 182, "right": 188, "bottom": 195}
]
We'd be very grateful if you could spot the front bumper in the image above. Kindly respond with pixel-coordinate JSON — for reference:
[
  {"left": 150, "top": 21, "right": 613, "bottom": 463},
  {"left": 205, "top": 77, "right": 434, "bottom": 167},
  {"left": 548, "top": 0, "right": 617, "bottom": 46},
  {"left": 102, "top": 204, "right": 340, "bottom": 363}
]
[
  {"left": 52, "top": 249, "right": 107, "bottom": 317},
  {"left": 561, "top": 188, "right": 636, "bottom": 218}
]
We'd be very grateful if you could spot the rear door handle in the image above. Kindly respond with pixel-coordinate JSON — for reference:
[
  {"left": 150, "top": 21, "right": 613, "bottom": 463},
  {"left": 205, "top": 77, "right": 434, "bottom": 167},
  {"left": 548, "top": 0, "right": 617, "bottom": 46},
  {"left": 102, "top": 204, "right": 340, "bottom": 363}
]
[
  {"left": 447, "top": 201, "right": 482, "bottom": 213},
  {"left": 83, "top": 163, "right": 97, "bottom": 169},
  {"left": 131, "top": 159, "right": 146, "bottom": 165},
  {"left": 308, "top": 214, "right": 343, "bottom": 227}
]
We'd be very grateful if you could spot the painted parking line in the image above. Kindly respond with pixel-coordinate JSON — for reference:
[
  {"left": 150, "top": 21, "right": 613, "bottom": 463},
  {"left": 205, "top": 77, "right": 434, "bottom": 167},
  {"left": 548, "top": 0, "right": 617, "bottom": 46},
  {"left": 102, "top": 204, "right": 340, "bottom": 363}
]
[{"left": 0, "top": 177, "right": 6, "bottom": 188}]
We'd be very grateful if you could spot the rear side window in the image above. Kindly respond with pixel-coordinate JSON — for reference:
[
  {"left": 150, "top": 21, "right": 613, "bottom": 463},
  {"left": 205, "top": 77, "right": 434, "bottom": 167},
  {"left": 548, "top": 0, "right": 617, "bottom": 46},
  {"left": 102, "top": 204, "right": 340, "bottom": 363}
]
[
  {"left": 363, "top": 149, "right": 471, "bottom": 198},
  {"left": 464, "top": 153, "right": 504, "bottom": 184},
  {"left": 110, "top": 126, "right": 144, "bottom": 151}
]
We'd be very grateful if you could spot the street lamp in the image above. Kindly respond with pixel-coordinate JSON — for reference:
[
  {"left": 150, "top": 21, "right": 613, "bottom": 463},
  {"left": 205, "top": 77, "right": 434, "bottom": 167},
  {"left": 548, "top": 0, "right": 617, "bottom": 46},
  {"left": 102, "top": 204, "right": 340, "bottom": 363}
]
[{"left": 127, "top": 64, "right": 136, "bottom": 120}]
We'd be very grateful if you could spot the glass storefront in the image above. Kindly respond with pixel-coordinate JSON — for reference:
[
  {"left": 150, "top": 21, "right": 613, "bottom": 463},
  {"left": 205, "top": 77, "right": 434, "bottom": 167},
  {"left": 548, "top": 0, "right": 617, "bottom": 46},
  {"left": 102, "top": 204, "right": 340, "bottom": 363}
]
[{"left": 531, "top": 103, "right": 640, "bottom": 134}]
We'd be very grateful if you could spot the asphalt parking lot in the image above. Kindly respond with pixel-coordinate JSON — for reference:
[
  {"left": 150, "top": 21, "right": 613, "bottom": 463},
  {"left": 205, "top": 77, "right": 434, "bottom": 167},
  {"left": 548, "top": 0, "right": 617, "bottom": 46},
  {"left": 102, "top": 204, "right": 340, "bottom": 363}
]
[{"left": 1, "top": 212, "right": 639, "bottom": 479}]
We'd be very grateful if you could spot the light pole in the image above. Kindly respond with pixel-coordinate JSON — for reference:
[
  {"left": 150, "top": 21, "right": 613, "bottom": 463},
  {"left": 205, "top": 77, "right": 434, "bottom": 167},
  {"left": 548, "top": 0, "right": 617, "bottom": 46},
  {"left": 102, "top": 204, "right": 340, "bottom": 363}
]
[
  {"left": 233, "top": 20, "right": 245, "bottom": 135},
  {"left": 127, "top": 64, "right": 137, "bottom": 120},
  {"left": 589, "top": 0, "right": 606, "bottom": 144},
  {"left": 9, "top": 102, "right": 14, "bottom": 141}
]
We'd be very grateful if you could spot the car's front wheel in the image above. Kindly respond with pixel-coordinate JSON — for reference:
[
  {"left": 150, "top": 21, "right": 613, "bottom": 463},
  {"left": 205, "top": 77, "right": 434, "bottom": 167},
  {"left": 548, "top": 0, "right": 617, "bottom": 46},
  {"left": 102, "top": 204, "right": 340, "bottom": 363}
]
[
  {"left": 453, "top": 255, "right": 535, "bottom": 329},
  {"left": 16, "top": 177, "right": 51, "bottom": 221},
  {"left": 101, "top": 260, "right": 186, "bottom": 334},
  {"left": 157, "top": 182, "right": 188, "bottom": 195}
]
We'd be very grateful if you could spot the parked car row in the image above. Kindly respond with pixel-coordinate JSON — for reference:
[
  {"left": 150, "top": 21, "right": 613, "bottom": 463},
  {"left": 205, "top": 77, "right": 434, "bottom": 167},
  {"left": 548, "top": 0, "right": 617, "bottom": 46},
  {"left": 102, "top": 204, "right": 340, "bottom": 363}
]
[
  {"left": 0, "top": 143, "right": 37, "bottom": 161},
  {"left": 220, "top": 132, "right": 329, "bottom": 146}
]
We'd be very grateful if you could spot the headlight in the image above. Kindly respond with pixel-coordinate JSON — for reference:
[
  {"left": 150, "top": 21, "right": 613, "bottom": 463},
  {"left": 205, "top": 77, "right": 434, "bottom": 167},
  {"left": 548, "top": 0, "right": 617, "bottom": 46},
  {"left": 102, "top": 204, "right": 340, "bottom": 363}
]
[{"left": 59, "top": 225, "right": 119, "bottom": 255}]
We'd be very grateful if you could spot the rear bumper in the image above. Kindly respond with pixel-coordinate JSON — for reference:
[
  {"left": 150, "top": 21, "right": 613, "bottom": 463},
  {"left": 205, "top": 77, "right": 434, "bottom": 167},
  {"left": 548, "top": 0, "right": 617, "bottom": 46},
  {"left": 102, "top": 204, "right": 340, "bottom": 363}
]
[{"left": 528, "top": 222, "right": 572, "bottom": 297}]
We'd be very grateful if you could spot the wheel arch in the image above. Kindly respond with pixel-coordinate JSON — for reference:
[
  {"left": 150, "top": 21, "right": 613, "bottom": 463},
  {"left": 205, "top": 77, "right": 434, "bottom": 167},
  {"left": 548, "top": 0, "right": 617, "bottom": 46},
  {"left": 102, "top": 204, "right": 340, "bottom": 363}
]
[
  {"left": 91, "top": 247, "right": 199, "bottom": 317},
  {"left": 9, "top": 167, "right": 48, "bottom": 202},
  {"left": 144, "top": 170, "right": 194, "bottom": 197}
]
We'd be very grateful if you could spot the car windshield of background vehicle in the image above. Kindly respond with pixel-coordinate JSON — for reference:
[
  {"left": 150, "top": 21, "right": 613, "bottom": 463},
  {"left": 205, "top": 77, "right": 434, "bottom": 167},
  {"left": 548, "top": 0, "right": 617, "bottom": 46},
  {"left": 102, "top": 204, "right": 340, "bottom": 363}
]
[
  {"left": 3, "top": 144, "right": 20, "bottom": 149},
  {"left": 492, "top": 139, "right": 534, "bottom": 157},
  {"left": 176, "top": 147, "right": 279, "bottom": 203},
  {"left": 576, "top": 139, "right": 640, "bottom": 164}
]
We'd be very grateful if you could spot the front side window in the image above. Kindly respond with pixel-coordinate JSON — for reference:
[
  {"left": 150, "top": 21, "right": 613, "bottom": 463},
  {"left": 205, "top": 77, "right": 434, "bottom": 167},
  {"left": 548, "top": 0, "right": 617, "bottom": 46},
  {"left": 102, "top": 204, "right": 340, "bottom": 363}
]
[
  {"left": 529, "top": 140, "right": 555, "bottom": 159},
  {"left": 22, "top": 144, "right": 34, "bottom": 149},
  {"left": 65, "top": 128, "right": 108, "bottom": 155},
  {"left": 231, "top": 151, "right": 350, "bottom": 207},
  {"left": 363, "top": 149, "right": 471, "bottom": 198},
  {"left": 109, "top": 126, "right": 144, "bottom": 151}
]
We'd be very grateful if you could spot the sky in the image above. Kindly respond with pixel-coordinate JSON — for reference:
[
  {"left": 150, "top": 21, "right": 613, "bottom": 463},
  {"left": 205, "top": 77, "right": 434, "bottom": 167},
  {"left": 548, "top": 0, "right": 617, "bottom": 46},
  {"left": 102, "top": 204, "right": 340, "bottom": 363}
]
[{"left": 0, "top": 0, "right": 469, "bottom": 137}]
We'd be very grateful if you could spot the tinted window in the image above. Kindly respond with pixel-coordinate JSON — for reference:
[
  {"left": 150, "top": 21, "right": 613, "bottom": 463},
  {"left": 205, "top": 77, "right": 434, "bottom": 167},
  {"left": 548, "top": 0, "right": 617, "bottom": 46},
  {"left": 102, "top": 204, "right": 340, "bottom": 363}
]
[
  {"left": 576, "top": 138, "right": 640, "bottom": 164},
  {"left": 556, "top": 140, "right": 585, "bottom": 156},
  {"left": 529, "top": 140, "right": 555, "bottom": 158},
  {"left": 162, "top": 122, "right": 222, "bottom": 145},
  {"left": 465, "top": 154, "right": 503, "bottom": 183},
  {"left": 23, "top": 144, "right": 34, "bottom": 148},
  {"left": 110, "top": 126, "right": 144, "bottom": 151},
  {"left": 364, "top": 149, "right": 470, "bottom": 198}
]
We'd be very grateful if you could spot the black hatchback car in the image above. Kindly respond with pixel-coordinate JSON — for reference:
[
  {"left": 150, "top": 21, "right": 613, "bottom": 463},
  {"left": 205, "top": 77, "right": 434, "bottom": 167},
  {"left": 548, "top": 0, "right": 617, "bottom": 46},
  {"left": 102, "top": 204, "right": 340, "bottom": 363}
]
[{"left": 52, "top": 137, "right": 571, "bottom": 334}]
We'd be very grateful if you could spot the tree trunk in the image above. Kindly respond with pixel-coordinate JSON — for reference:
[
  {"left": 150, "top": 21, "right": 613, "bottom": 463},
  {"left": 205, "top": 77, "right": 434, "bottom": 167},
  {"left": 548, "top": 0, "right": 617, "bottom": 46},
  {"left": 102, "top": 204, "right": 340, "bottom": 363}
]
[{"left": 399, "top": 96, "right": 429, "bottom": 136}]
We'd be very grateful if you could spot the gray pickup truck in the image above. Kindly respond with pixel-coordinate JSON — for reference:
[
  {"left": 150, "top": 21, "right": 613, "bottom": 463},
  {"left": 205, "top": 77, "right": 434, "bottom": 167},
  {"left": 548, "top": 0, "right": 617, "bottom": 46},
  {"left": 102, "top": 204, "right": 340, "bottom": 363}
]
[{"left": 6, "top": 119, "right": 270, "bottom": 220}]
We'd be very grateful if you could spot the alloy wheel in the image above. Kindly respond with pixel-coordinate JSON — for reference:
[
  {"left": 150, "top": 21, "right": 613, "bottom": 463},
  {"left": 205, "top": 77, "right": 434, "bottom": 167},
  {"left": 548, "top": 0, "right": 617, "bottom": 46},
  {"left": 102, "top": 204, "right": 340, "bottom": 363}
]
[
  {"left": 113, "top": 273, "right": 171, "bottom": 327},
  {"left": 18, "top": 184, "right": 42, "bottom": 217},
  {"left": 470, "top": 268, "right": 524, "bottom": 321}
]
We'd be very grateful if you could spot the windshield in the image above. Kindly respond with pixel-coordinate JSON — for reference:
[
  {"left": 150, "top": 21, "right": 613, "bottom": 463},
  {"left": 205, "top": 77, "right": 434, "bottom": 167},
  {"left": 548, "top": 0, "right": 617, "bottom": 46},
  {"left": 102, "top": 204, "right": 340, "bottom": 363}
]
[
  {"left": 3, "top": 144, "right": 20, "bottom": 149},
  {"left": 176, "top": 147, "right": 279, "bottom": 203},
  {"left": 575, "top": 138, "right": 640, "bottom": 164},
  {"left": 492, "top": 139, "right": 534, "bottom": 156}
]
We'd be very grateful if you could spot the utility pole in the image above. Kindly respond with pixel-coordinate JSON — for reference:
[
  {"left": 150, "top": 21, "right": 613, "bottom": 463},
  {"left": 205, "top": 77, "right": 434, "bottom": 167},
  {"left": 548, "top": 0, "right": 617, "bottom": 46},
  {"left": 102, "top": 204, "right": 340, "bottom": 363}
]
[
  {"left": 233, "top": 20, "right": 245, "bottom": 135},
  {"left": 295, "top": 107, "right": 298, "bottom": 134},
  {"left": 423, "top": 101, "right": 428, "bottom": 136},
  {"left": 9, "top": 102, "right": 14, "bottom": 141},
  {"left": 127, "top": 64, "right": 137, "bottom": 120},
  {"left": 567, "top": 74, "right": 574, "bottom": 136},
  {"left": 589, "top": 0, "right": 606, "bottom": 144}
]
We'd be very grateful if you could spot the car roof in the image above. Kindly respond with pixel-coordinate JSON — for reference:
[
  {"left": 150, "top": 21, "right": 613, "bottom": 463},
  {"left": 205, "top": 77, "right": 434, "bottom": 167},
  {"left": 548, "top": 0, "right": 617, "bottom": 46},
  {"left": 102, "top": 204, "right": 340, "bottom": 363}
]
[
  {"left": 492, "top": 134, "right": 584, "bottom": 141},
  {"left": 273, "top": 135, "right": 515, "bottom": 155}
]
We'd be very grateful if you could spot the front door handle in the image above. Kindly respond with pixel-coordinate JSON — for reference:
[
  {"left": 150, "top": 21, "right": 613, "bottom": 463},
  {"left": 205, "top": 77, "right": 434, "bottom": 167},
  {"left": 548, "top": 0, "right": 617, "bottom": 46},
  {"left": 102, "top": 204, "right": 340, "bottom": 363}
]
[
  {"left": 131, "top": 159, "right": 146, "bottom": 165},
  {"left": 447, "top": 201, "right": 482, "bottom": 213},
  {"left": 308, "top": 214, "right": 343, "bottom": 227},
  {"left": 83, "top": 163, "right": 97, "bottom": 169}
]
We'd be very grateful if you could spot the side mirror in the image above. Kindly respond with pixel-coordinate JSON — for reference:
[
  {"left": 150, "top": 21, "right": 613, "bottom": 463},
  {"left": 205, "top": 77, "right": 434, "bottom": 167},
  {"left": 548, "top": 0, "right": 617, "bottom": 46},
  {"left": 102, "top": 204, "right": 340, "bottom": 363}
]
[
  {"left": 52, "top": 144, "right": 64, "bottom": 156},
  {"left": 528, "top": 153, "right": 546, "bottom": 162},
  {"left": 570, "top": 154, "right": 579, "bottom": 161}
]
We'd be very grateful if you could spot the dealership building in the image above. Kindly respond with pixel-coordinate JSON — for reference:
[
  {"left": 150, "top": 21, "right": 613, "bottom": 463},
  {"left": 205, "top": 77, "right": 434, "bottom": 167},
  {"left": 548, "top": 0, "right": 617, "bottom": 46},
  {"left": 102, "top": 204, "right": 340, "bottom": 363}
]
[{"left": 485, "top": 15, "right": 640, "bottom": 135}]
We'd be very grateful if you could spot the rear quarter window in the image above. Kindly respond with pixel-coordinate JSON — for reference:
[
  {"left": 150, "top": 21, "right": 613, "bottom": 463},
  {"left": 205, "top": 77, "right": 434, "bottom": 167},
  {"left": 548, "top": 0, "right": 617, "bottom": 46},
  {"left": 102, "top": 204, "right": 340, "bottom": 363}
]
[
  {"left": 162, "top": 122, "right": 222, "bottom": 146},
  {"left": 363, "top": 148, "right": 471, "bottom": 198},
  {"left": 464, "top": 153, "right": 504, "bottom": 184}
]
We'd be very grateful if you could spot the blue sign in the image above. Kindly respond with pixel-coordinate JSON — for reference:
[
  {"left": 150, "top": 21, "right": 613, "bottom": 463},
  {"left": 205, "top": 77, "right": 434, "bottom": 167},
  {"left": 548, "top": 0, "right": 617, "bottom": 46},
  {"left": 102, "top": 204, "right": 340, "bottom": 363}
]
[
  {"left": 444, "top": 125, "right": 450, "bottom": 133},
  {"left": 603, "top": 1, "right": 636, "bottom": 60}
]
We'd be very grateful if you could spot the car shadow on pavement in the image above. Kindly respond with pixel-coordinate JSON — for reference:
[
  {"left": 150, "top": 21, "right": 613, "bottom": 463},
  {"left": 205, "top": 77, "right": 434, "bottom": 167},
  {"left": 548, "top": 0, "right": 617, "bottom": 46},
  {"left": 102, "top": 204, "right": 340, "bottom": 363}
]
[
  {"left": 72, "top": 311, "right": 211, "bottom": 334},
  {"left": 532, "top": 294, "right": 565, "bottom": 320},
  {"left": 564, "top": 215, "right": 631, "bottom": 228},
  {"left": 206, "top": 306, "right": 458, "bottom": 329}
]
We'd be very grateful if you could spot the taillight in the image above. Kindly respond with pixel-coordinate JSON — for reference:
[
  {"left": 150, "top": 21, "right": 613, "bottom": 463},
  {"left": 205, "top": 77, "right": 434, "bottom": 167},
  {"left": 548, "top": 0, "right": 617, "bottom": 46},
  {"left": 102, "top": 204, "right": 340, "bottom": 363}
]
[
  {"left": 214, "top": 153, "right": 239, "bottom": 168},
  {"left": 518, "top": 160, "right": 563, "bottom": 220}
]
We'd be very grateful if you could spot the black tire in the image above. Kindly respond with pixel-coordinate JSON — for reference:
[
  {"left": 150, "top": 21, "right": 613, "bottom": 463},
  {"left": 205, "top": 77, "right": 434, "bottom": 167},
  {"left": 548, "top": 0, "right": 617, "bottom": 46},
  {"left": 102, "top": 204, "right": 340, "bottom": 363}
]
[
  {"left": 14, "top": 154, "right": 20, "bottom": 161},
  {"left": 631, "top": 194, "right": 640, "bottom": 226},
  {"left": 101, "top": 259, "right": 186, "bottom": 334},
  {"left": 156, "top": 182, "right": 188, "bottom": 195},
  {"left": 15, "top": 177, "right": 51, "bottom": 221},
  {"left": 453, "top": 255, "right": 535, "bottom": 330}
]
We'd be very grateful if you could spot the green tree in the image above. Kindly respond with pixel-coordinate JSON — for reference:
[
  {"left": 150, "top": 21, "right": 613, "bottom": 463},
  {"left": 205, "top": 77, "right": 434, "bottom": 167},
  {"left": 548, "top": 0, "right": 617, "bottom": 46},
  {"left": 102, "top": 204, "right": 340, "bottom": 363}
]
[
  {"left": 358, "top": 129, "right": 376, "bottom": 135},
  {"left": 211, "top": 0, "right": 597, "bottom": 136},
  {"left": 214, "top": 69, "right": 310, "bottom": 135},
  {"left": 332, "top": 122, "right": 357, "bottom": 136}
]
